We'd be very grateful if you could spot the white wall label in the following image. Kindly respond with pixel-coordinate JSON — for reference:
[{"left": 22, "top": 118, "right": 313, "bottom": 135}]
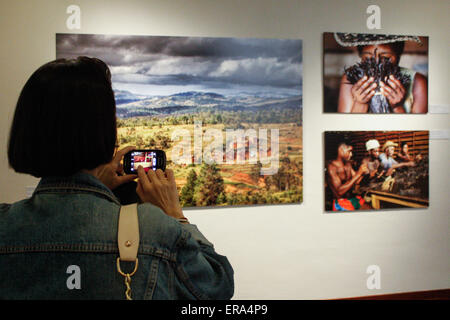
[
  {"left": 429, "top": 105, "right": 449, "bottom": 114},
  {"left": 66, "top": 265, "right": 81, "bottom": 289},
  {"left": 66, "top": 5, "right": 81, "bottom": 30},
  {"left": 366, "top": 5, "right": 381, "bottom": 30},
  {"left": 430, "top": 130, "right": 449, "bottom": 140},
  {"left": 366, "top": 265, "right": 381, "bottom": 290}
]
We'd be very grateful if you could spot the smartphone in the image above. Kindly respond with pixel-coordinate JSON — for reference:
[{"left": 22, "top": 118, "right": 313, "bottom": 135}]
[{"left": 123, "top": 149, "right": 166, "bottom": 174}]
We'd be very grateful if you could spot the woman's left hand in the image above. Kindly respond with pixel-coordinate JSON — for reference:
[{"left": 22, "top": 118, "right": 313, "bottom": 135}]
[
  {"left": 380, "top": 75, "right": 406, "bottom": 110},
  {"left": 136, "top": 167, "right": 184, "bottom": 219},
  {"left": 95, "top": 146, "right": 137, "bottom": 190}
]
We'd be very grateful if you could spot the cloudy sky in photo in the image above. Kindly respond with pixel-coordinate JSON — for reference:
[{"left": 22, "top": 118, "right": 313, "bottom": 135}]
[{"left": 56, "top": 34, "right": 302, "bottom": 97}]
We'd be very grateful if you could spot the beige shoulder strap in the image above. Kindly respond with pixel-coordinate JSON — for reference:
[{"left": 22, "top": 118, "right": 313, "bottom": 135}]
[
  {"left": 116, "top": 203, "right": 140, "bottom": 300},
  {"left": 117, "top": 203, "right": 140, "bottom": 262}
]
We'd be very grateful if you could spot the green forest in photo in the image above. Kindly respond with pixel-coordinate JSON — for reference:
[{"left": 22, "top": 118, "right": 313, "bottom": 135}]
[{"left": 117, "top": 108, "right": 303, "bottom": 208}]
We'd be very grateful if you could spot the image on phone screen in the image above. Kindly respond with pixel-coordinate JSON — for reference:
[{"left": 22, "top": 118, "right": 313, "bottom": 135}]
[{"left": 130, "top": 151, "right": 157, "bottom": 173}]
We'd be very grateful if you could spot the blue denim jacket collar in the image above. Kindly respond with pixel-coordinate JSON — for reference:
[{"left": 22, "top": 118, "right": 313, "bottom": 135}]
[{"left": 35, "top": 171, "right": 121, "bottom": 205}]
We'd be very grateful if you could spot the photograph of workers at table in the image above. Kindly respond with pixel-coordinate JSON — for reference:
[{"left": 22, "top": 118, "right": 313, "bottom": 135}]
[{"left": 324, "top": 131, "right": 428, "bottom": 212}]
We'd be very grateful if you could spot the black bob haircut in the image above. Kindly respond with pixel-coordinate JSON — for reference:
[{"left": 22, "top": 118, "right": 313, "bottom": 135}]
[{"left": 8, "top": 56, "right": 117, "bottom": 177}]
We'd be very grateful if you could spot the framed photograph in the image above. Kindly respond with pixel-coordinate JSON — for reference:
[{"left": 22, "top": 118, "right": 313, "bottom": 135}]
[
  {"left": 323, "top": 32, "right": 428, "bottom": 114},
  {"left": 56, "top": 34, "right": 303, "bottom": 208},
  {"left": 324, "top": 131, "right": 429, "bottom": 212}
]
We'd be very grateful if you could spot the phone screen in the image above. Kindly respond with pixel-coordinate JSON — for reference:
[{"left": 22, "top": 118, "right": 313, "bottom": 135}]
[{"left": 129, "top": 151, "right": 158, "bottom": 173}]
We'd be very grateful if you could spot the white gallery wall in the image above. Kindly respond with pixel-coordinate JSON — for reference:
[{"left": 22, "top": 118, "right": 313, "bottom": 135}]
[{"left": 0, "top": 0, "right": 448, "bottom": 299}]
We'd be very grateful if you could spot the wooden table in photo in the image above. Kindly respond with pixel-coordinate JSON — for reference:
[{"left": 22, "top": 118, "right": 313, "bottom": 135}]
[{"left": 368, "top": 190, "right": 429, "bottom": 209}]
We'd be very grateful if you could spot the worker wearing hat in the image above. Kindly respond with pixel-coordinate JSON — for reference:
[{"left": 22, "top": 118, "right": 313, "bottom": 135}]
[
  {"left": 379, "top": 140, "right": 399, "bottom": 170},
  {"left": 379, "top": 140, "right": 415, "bottom": 175},
  {"left": 362, "top": 139, "right": 384, "bottom": 178}
]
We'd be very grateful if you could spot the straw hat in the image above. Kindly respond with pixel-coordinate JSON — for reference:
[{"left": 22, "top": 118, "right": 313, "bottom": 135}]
[
  {"left": 334, "top": 32, "right": 422, "bottom": 47},
  {"left": 382, "top": 140, "right": 398, "bottom": 151}
]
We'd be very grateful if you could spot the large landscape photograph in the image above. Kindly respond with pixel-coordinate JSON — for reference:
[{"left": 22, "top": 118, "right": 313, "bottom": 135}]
[{"left": 56, "top": 34, "right": 303, "bottom": 208}]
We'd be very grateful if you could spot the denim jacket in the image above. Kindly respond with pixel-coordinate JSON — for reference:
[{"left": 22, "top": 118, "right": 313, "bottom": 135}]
[{"left": 0, "top": 172, "right": 234, "bottom": 300}]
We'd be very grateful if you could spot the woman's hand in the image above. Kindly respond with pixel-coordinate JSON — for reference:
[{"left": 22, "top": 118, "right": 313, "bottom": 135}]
[
  {"left": 338, "top": 75, "right": 376, "bottom": 113},
  {"left": 380, "top": 75, "right": 406, "bottom": 111},
  {"left": 351, "top": 76, "right": 377, "bottom": 105},
  {"left": 136, "top": 166, "right": 184, "bottom": 219},
  {"left": 94, "top": 146, "right": 137, "bottom": 190}
]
